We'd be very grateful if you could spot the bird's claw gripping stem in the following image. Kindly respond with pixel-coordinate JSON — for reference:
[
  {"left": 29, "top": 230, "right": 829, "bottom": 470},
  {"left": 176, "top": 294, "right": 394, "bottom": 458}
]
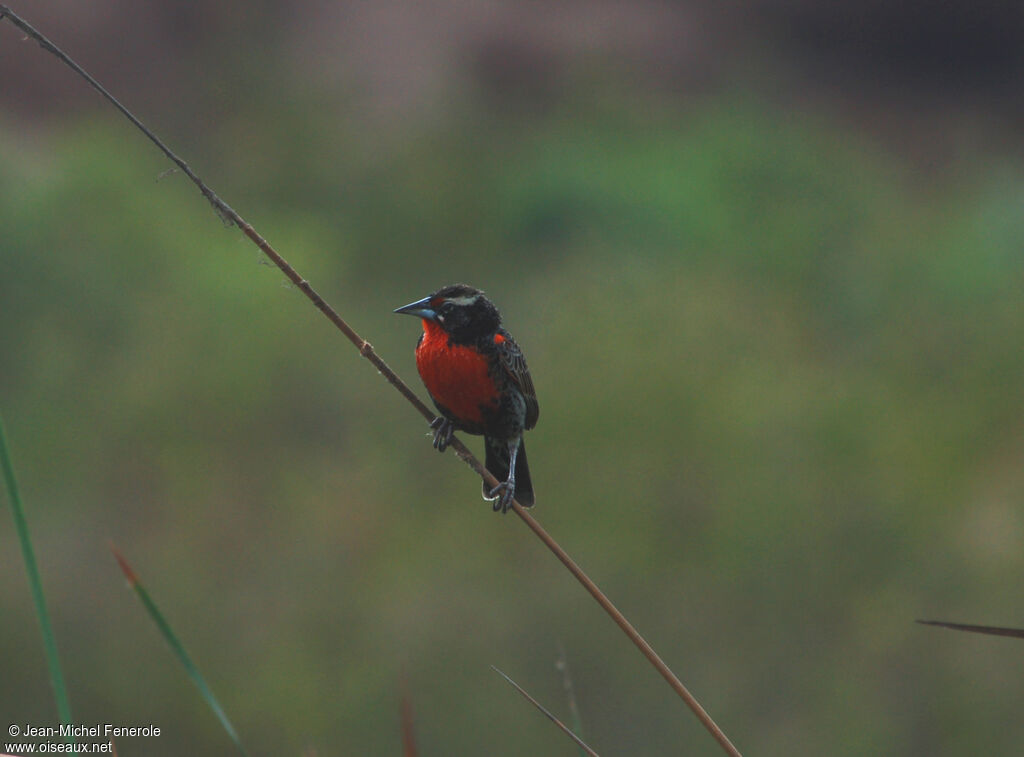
[
  {"left": 486, "top": 482, "right": 516, "bottom": 513},
  {"left": 430, "top": 416, "right": 455, "bottom": 452}
]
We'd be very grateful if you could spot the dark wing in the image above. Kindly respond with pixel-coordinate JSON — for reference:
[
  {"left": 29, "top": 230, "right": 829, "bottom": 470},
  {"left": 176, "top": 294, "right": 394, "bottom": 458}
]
[{"left": 496, "top": 331, "right": 539, "bottom": 429}]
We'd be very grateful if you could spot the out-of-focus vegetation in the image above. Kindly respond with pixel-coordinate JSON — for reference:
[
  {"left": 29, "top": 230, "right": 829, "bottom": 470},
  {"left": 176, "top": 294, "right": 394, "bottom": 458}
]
[{"left": 2, "top": 4, "right": 1024, "bottom": 755}]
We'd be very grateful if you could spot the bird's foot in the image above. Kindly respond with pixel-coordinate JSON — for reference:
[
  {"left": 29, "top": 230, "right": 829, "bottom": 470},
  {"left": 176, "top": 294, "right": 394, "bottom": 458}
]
[
  {"left": 485, "top": 481, "right": 516, "bottom": 513},
  {"left": 430, "top": 416, "right": 455, "bottom": 452}
]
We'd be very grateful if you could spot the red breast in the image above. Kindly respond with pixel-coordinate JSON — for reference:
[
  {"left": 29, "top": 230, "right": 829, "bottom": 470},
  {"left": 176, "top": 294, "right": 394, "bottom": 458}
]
[{"left": 415, "top": 319, "right": 499, "bottom": 425}]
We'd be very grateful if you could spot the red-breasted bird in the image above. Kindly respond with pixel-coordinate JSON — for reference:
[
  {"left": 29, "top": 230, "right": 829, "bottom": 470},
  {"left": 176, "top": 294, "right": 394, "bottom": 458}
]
[{"left": 395, "top": 284, "right": 538, "bottom": 512}]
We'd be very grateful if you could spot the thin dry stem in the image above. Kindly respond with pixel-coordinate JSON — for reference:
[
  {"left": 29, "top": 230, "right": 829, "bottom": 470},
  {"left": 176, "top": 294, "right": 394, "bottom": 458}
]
[
  {"left": 399, "top": 673, "right": 418, "bottom": 757},
  {"left": 491, "top": 666, "right": 601, "bottom": 757},
  {"left": 0, "top": 8, "right": 742, "bottom": 755}
]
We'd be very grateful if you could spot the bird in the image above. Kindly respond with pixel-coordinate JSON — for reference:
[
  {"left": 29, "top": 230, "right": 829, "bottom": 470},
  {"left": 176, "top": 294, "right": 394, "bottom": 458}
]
[{"left": 394, "top": 284, "right": 539, "bottom": 512}]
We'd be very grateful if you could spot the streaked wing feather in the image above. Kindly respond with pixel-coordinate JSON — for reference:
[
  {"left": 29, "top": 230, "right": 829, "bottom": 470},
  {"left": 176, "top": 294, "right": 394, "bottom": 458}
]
[{"left": 497, "top": 334, "right": 539, "bottom": 429}]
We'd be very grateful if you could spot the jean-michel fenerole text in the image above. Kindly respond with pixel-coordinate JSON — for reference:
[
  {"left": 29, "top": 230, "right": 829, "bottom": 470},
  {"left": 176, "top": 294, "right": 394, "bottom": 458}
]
[{"left": 19, "top": 724, "right": 160, "bottom": 738}]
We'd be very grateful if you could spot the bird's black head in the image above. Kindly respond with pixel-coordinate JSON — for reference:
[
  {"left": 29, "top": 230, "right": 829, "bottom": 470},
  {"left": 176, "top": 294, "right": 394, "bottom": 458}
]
[{"left": 394, "top": 284, "right": 501, "bottom": 342}]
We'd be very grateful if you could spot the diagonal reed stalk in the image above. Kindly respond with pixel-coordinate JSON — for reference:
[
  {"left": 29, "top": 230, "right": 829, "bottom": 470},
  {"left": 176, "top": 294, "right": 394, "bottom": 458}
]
[
  {"left": 0, "top": 413, "right": 74, "bottom": 732},
  {"left": 492, "top": 666, "right": 601, "bottom": 757},
  {"left": 110, "top": 544, "right": 251, "bottom": 757},
  {"left": 0, "top": 8, "right": 742, "bottom": 755}
]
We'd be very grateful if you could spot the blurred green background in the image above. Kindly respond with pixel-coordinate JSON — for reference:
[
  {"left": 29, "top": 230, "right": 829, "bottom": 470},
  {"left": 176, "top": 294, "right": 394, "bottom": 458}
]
[{"left": 2, "top": 2, "right": 1024, "bottom": 755}]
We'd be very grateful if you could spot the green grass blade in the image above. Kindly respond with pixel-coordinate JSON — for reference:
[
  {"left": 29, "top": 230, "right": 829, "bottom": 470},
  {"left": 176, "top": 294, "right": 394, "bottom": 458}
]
[
  {"left": 556, "top": 647, "right": 588, "bottom": 757},
  {"left": 917, "top": 619, "right": 1024, "bottom": 639},
  {"left": 0, "top": 414, "right": 74, "bottom": 731},
  {"left": 111, "top": 545, "right": 250, "bottom": 757}
]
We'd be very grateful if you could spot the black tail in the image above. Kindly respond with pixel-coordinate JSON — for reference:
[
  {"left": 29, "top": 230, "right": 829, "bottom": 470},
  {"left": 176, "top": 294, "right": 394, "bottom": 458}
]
[{"left": 484, "top": 436, "right": 534, "bottom": 507}]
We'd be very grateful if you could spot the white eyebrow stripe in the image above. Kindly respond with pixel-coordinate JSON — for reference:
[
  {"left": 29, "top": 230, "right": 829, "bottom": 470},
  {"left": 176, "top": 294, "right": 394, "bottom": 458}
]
[{"left": 444, "top": 295, "right": 479, "bottom": 306}]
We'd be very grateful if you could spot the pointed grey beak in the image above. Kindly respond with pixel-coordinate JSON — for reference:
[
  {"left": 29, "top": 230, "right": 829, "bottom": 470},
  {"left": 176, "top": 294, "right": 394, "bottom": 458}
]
[{"left": 393, "top": 295, "right": 437, "bottom": 320}]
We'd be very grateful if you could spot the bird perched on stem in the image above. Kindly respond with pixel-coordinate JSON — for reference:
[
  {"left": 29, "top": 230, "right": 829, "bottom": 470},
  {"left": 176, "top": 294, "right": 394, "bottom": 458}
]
[{"left": 395, "top": 284, "right": 539, "bottom": 512}]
